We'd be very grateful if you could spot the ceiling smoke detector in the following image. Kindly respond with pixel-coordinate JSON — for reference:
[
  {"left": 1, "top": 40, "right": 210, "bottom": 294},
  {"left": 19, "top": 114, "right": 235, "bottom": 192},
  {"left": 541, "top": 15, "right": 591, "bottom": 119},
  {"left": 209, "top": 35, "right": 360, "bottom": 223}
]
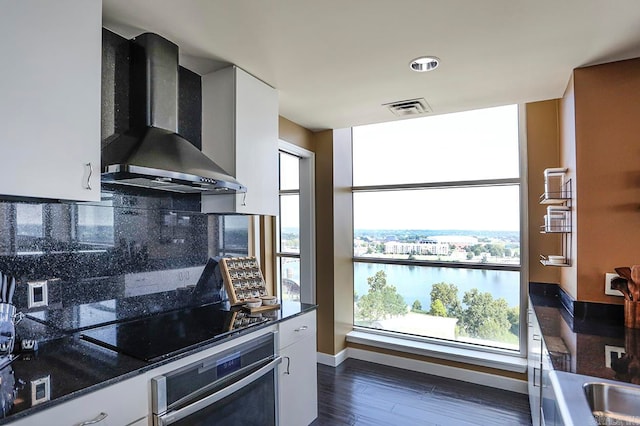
[
  {"left": 384, "top": 98, "right": 432, "bottom": 116},
  {"left": 409, "top": 56, "right": 440, "bottom": 72}
]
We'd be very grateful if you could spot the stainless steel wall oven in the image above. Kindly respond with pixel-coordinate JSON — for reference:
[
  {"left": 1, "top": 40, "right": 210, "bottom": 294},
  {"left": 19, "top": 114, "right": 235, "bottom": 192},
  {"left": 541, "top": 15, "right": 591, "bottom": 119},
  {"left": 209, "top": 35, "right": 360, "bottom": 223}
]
[{"left": 151, "top": 332, "right": 280, "bottom": 425}]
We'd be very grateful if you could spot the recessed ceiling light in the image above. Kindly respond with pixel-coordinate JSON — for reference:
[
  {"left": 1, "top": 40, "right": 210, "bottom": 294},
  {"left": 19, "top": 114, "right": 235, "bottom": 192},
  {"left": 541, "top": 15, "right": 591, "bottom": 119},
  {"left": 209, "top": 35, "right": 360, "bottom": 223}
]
[{"left": 409, "top": 56, "right": 440, "bottom": 72}]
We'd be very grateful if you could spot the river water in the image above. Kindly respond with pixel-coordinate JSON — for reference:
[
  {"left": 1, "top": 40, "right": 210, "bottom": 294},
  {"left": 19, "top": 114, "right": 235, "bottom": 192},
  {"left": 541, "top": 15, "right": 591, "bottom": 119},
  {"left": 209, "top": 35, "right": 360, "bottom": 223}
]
[{"left": 354, "top": 262, "right": 520, "bottom": 309}]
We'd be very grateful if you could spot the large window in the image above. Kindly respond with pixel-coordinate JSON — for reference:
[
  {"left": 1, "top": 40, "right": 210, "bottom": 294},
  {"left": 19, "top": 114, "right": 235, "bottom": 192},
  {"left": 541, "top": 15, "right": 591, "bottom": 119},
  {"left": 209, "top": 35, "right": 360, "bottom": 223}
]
[{"left": 352, "top": 105, "right": 523, "bottom": 352}]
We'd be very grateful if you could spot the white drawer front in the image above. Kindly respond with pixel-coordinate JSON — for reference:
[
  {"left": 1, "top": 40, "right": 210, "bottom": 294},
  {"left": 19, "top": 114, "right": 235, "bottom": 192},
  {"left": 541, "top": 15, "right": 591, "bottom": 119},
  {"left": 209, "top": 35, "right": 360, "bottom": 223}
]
[{"left": 279, "top": 310, "right": 316, "bottom": 350}]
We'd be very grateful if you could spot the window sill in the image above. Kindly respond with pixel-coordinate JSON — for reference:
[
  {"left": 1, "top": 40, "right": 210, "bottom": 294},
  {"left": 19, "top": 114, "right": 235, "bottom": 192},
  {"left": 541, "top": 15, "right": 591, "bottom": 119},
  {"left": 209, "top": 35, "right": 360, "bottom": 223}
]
[{"left": 346, "top": 329, "right": 527, "bottom": 373}]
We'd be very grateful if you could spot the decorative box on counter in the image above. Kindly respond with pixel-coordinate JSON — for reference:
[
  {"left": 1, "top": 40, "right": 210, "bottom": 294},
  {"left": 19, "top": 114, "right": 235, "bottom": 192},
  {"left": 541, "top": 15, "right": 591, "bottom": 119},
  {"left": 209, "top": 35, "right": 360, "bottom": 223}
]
[{"left": 220, "top": 257, "right": 270, "bottom": 305}]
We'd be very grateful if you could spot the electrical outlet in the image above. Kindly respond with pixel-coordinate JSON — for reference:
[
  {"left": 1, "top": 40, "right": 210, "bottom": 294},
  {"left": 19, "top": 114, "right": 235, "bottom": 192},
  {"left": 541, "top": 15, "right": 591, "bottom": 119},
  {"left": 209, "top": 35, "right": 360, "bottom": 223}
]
[
  {"left": 30, "top": 375, "right": 51, "bottom": 405},
  {"left": 605, "top": 345, "right": 626, "bottom": 368},
  {"left": 605, "top": 273, "right": 624, "bottom": 296},
  {"left": 27, "top": 280, "right": 48, "bottom": 308}
]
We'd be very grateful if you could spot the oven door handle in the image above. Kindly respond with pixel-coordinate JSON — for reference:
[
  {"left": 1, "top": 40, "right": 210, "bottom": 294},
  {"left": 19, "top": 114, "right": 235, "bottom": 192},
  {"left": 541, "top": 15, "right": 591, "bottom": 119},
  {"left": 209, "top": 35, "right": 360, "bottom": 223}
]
[{"left": 156, "top": 356, "right": 282, "bottom": 426}]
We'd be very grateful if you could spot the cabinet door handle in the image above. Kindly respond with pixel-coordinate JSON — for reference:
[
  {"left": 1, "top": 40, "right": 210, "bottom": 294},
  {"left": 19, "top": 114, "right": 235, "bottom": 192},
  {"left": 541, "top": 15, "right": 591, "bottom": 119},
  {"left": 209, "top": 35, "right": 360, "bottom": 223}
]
[
  {"left": 75, "top": 412, "right": 108, "bottom": 425},
  {"left": 533, "top": 367, "right": 541, "bottom": 387},
  {"left": 84, "top": 162, "right": 93, "bottom": 190},
  {"left": 283, "top": 356, "right": 291, "bottom": 375},
  {"left": 532, "top": 334, "right": 541, "bottom": 341},
  {"left": 295, "top": 325, "right": 308, "bottom": 332}
]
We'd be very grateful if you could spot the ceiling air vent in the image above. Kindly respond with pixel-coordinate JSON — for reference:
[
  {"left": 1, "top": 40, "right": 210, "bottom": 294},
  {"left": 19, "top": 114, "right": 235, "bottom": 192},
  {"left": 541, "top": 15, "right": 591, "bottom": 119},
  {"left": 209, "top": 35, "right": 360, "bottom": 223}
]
[{"left": 383, "top": 98, "right": 432, "bottom": 116}]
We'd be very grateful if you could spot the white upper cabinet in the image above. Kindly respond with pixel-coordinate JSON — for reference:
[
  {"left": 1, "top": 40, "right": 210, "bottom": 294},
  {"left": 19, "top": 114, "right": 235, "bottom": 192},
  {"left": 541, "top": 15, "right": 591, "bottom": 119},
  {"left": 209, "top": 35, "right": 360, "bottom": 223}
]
[
  {"left": 0, "top": 0, "right": 102, "bottom": 202},
  {"left": 201, "top": 66, "right": 279, "bottom": 215}
]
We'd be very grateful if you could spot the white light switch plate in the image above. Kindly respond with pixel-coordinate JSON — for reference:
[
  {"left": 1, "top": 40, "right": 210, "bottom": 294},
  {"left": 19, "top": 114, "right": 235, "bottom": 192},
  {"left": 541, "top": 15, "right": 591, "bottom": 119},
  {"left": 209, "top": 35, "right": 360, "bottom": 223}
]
[{"left": 27, "top": 280, "right": 48, "bottom": 308}]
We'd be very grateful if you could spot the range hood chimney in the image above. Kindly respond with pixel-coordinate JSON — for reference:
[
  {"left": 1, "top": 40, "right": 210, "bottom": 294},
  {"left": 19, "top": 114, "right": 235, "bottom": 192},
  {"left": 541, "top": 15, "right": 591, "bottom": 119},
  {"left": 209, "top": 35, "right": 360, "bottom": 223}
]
[{"left": 101, "top": 33, "right": 246, "bottom": 194}]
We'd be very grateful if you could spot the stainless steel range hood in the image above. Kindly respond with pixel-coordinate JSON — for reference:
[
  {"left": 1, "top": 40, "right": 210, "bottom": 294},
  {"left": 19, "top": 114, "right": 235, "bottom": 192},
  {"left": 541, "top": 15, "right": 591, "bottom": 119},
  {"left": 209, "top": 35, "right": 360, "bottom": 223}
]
[{"left": 101, "top": 33, "right": 246, "bottom": 194}]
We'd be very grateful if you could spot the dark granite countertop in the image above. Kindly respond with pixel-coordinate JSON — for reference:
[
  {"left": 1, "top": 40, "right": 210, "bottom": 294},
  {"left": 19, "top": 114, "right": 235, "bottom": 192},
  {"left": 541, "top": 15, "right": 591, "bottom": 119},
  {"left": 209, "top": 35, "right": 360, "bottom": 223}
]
[
  {"left": 0, "top": 301, "right": 317, "bottom": 425},
  {"left": 529, "top": 283, "right": 636, "bottom": 384}
]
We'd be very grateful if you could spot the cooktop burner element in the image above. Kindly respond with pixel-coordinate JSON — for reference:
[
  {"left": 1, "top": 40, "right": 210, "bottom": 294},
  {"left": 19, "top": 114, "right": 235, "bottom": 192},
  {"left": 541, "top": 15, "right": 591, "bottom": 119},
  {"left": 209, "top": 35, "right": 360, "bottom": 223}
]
[{"left": 81, "top": 303, "right": 239, "bottom": 362}]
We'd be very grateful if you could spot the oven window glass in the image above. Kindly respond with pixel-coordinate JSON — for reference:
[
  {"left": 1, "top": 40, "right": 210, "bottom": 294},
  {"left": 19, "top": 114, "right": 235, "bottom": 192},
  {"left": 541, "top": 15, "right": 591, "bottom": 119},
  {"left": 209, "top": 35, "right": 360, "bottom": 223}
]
[{"left": 170, "top": 371, "right": 276, "bottom": 426}]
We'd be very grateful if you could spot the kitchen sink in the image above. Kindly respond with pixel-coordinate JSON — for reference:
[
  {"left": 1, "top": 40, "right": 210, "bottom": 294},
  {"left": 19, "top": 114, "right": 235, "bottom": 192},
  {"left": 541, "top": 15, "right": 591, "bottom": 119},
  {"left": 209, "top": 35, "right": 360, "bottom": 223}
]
[{"left": 584, "top": 382, "right": 640, "bottom": 425}]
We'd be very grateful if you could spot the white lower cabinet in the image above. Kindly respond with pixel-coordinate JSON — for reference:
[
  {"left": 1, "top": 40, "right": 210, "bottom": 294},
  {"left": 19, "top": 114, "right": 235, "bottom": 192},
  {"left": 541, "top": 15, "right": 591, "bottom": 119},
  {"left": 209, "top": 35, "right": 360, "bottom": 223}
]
[
  {"left": 278, "top": 310, "right": 318, "bottom": 426},
  {"left": 10, "top": 373, "right": 147, "bottom": 426}
]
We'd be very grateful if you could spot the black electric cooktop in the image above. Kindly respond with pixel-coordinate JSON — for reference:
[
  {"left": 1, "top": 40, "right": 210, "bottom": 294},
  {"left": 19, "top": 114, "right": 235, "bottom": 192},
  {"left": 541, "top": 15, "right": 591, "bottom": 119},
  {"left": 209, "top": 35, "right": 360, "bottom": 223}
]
[{"left": 80, "top": 303, "right": 265, "bottom": 362}]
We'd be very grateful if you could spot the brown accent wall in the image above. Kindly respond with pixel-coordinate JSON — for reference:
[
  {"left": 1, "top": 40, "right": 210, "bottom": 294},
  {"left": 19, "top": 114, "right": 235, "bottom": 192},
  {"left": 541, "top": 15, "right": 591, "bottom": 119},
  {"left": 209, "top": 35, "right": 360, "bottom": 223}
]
[
  {"left": 279, "top": 116, "right": 315, "bottom": 151},
  {"left": 526, "top": 100, "right": 562, "bottom": 285},
  {"left": 571, "top": 58, "right": 640, "bottom": 303},
  {"left": 314, "top": 130, "right": 337, "bottom": 354}
]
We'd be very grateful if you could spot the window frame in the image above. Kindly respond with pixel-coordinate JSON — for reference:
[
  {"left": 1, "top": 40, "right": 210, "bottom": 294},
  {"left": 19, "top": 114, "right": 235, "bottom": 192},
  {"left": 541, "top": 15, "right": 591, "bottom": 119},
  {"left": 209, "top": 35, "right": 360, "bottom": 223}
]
[
  {"left": 275, "top": 141, "right": 316, "bottom": 304},
  {"left": 350, "top": 104, "right": 529, "bottom": 358}
]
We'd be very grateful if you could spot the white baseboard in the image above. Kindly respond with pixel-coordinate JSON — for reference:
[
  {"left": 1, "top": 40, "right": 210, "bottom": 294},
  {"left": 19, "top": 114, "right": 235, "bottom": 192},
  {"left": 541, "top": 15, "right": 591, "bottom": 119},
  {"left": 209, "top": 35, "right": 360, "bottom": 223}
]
[
  {"left": 317, "top": 348, "right": 349, "bottom": 367},
  {"left": 346, "top": 347, "right": 528, "bottom": 394}
]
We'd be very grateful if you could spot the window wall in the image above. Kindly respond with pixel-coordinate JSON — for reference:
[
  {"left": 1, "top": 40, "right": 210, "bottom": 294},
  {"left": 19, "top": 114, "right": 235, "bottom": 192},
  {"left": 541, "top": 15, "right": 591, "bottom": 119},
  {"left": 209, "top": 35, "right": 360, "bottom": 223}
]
[{"left": 352, "top": 105, "right": 523, "bottom": 352}]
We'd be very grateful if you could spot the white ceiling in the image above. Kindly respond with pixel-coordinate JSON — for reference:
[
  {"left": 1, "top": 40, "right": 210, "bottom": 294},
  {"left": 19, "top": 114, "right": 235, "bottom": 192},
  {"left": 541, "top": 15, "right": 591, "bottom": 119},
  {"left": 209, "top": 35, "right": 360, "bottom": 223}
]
[{"left": 103, "top": 0, "right": 640, "bottom": 131}]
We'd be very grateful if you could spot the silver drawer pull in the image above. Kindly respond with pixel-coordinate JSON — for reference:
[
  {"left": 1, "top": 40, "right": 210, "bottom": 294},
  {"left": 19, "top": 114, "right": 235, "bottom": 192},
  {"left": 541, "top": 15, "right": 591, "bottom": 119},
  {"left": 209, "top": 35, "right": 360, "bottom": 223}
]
[
  {"left": 76, "top": 412, "right": 107, "bottom": 425},
  {"left": 85, "top": 162, "right": 93, "bottom": 190},
  {"left": 295, "top": 325, "right": 308, "bottom": 332}
]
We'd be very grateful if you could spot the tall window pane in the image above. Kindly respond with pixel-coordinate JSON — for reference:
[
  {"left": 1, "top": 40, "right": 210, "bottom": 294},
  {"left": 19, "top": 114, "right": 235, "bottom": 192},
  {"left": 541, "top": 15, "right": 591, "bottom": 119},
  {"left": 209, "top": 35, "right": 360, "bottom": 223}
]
[
  {"left": 353, "top": 105, "right": 519, "bottom": 186},
  {"left": 354, "top": 186, "right": 520, "bottom": 266},
  {"left": 354, "top": 263, "right": 520, "bottom": 350},
  {"left": 279, "top": 152, "right": 300, "bottom": 191},
  {"left": 279, "top": 194, "right": 300, "bottom": 254}
]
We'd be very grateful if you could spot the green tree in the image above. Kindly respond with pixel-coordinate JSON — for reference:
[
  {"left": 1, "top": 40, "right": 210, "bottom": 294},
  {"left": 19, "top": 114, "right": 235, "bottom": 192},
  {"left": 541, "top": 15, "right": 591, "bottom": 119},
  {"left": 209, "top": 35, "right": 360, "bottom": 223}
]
[
  {"left": 484, "top": 244, "right": 505, "bottom": 257},
  {"left": 356, "top": 271, "right": 407, "bottom": 321},
  {"left": 507, "top": 306, "right": 519, "bottom": 335},
  {"left": 430, "top": 299, "right": 447, "bottom": 317},
  {"left": 459, "top": 289, "right": 511, "bottom": 340},
  {"left": 429, "top": 282, "right": 462, "bottom": 318},
  {"left": 412, "top": 299, "right": 422, "bottom": 312},
  {"left": 469, "top": 244, "right": 483, "bottom": 256}
]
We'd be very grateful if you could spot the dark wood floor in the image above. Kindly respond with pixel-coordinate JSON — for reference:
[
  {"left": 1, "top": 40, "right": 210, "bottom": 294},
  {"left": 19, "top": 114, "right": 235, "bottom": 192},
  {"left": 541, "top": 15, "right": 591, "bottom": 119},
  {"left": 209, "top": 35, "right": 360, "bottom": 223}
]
[{"left": 311, "top": 359, "right": 532, "bottom": 426}]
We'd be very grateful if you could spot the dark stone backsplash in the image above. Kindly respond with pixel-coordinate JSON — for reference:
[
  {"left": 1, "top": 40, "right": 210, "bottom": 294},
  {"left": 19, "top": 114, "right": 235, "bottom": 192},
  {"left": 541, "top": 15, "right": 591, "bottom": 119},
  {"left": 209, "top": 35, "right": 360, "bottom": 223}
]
[{"left": 0, "top": 190, "right": 248, "bottom": 335}]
